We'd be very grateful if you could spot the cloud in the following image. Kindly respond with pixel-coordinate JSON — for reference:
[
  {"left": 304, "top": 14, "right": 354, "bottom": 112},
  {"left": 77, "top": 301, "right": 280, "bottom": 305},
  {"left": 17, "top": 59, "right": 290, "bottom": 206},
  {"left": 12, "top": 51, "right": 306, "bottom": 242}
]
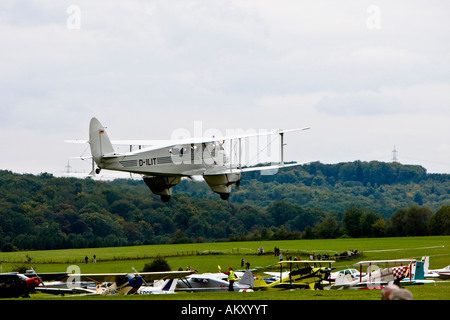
[
  {"left": 315, "top": 83, "right": 450, "bottom": 116},
  {"left": 316, "top": 90, "right": 398, "bottom": 116},
  {"left": 0, "top": 1, "right": 449, "bottom": 175}
]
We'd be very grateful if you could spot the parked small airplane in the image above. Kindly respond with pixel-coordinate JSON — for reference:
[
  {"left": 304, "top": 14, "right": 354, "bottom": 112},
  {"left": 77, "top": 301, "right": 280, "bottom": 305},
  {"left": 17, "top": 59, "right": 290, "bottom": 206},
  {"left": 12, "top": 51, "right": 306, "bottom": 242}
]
[
  {"left": 254, "top": 260, "right": 335, "bottom": 290},
  {"left": 36, "top": 269, "right": 193, "bottom": 296},
  {"left": 329, "top": 268, "right": 364, "bottom": 282},
  {"left": 422, "top": 256, "right": 450, "bottom": 280},
  {"left": 0, "top": 273, "right": 42, "bottom": 298},
  {"left": 68, "top": 118, "right": 310, "bottom": 201},
  {"left": 0, "top": 271, "right": 68, "bottom": 298},
  {"left": 330, "top": 259, "right": 420, "bottom": 290},
  {"left": 176, "top": 270, "right": 254, "bottom": 292}
]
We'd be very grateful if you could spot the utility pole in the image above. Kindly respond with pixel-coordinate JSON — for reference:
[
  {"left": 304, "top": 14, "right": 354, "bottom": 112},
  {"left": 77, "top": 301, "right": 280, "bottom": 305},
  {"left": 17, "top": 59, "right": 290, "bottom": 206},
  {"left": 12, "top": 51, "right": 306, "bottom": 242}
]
[{"left": 391, "top": 145, "right": 398, "bottom": 162}]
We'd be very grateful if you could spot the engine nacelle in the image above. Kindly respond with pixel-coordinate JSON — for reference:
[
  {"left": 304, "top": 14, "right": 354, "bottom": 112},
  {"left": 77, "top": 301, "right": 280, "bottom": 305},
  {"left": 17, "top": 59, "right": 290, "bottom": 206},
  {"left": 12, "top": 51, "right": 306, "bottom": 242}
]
[
  {"left": 203, "top": 173, "right": 241, "bottom": 200},
  {"left": 143, "top": 176, "right": 181, "bottom": 202}
]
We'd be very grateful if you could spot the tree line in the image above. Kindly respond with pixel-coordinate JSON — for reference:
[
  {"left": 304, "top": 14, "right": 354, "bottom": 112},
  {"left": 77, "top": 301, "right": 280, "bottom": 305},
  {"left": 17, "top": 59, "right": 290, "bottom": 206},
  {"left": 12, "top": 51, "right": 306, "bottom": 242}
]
[{"left": 0, "top": 160, "right": 449, "bottom": 252}]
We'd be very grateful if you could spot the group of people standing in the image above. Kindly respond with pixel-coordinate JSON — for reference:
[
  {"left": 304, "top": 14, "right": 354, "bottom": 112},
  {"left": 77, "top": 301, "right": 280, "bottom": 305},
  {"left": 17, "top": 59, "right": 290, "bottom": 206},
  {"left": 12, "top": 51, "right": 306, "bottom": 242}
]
[{"left": 84, "top": 254, "right": 96, "bottom": 264}]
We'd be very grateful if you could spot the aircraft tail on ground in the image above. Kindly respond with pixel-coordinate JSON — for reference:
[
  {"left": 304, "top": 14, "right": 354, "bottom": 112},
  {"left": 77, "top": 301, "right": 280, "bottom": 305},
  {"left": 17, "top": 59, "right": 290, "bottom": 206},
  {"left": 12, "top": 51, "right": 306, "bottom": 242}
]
[
  {"left": 138, "top": 279, "right": 177, "bottom": 294},
  {"left": 422, "top": 256, "right": 429, "bottom": 275},
  {"left": 89, "top": 117, "right": 115, "bottom": 168},
  {"left": 238, "top": 270, "right": 255, "bottom": 287},
  {"left": 156, "top": 278, "right": 177, "bottom": 293},
  {"left": 412, "top": 261, "right": 425, "bottom": 280},
  {"left": 252, "top": 276, "right": 269, "bottom": 289},
  {"left": 334, "top": 273, "right": 353, "bottom": 286}
]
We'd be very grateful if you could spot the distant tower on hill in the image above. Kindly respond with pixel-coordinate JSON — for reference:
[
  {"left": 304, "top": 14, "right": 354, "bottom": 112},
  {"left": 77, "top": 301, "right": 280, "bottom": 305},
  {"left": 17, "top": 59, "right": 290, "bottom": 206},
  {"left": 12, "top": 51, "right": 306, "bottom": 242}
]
[
  {"left": 65, "top": 160, "right": 72, "bottom": 173},
  {"left": 391, "top": 145, "right": 399, "bottom": 162}
]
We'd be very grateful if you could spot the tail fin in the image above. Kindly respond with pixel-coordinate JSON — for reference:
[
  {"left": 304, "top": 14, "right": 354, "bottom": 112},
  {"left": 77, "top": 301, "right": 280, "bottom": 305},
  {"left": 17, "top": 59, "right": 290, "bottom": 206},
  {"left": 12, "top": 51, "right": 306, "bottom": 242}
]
[
  {"left": 89, "top": 117, "right": 115, "bottom": 166},
  {"left": 413, "top": 261, "right": 425, "bottom": 280},
  {"left": 422, "top": 256, "right": 429, "bottom": 274},
  {"left": 138, "top": 279, "right": 177, "bottom": 294},
  {"left": 335, "top": 273, "right": 352, "bottom": 285},
  {"left": 238, "top": 270, "right": 254, "bottom": 287},
  {"left": 160, "top": 279, "right": 177, "bottom": 293},
  {"left": 154, "top": 279, "right": 177, "bottom": 294},
  {"left": 252, "top": 276, "right": 269, "bottom": 289}
]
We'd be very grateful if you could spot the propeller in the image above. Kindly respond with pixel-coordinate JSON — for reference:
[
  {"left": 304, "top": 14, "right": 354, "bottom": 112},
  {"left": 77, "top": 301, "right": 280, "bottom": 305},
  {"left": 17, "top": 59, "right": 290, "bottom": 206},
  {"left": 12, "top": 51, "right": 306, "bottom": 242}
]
[
  {"left": 29, "top": 267, "right": 48, "bottom": 290},
  {"left": 131, "top": 267, "right": 148, "bottom": 286}
]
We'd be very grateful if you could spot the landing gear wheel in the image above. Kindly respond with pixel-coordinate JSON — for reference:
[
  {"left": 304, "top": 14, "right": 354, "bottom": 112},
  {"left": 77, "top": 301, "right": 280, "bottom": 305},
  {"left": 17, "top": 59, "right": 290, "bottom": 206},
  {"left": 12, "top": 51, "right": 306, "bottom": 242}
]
[
  {"left": 95, "top": 168, "right": 101, "bottom": 174},
  {"left": 219, "top": 193, "right": 230, "bottom": 200},
  {"left": 161, "top": 195, "right": 171, "bottom": 202}
]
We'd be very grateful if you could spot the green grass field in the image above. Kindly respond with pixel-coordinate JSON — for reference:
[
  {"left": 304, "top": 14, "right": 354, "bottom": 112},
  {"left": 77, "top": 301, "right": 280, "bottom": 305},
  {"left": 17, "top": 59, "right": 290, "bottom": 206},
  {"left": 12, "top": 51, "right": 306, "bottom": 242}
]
[{"left": 1, "top": 236, "right": 450, "bottom": 301}]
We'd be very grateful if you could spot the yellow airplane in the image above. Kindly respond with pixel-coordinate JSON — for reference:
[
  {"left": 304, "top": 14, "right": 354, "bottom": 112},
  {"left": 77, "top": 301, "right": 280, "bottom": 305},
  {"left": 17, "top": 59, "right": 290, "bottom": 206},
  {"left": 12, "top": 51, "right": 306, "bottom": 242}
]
[{"left": 254, "top": 260, "right": 335, "bottom": 290}]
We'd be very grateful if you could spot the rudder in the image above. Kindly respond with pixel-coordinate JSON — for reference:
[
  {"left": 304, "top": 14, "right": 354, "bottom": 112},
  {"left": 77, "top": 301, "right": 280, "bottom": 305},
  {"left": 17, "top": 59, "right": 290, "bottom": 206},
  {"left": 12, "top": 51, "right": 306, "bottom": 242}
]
[
  {"left": 89, "top": 117, "right": 115, "bottom": 167},
  {"left": 252, "top": 276, "right": 269, "bottom": 289},
  {"left": 238, "top": 270, "right": 255, "bottom": 288}
]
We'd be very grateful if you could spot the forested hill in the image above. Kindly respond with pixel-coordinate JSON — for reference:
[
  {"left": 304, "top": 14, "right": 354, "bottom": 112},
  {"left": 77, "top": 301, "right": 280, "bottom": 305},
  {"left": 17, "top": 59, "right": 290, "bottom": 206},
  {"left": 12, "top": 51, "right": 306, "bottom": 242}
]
[
  {"left": 0, "top": 161, "right": 449, "bottom": 251},
  {"left": 226, "top": 161, "right": 449, "bottom": 215}
]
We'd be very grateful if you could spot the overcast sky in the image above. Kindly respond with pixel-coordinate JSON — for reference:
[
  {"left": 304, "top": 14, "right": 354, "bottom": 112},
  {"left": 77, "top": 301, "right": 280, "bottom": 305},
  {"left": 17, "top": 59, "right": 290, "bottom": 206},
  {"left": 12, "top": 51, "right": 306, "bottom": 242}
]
[{"left": 1, "top": 0, "right": 449, "bottom": 177}]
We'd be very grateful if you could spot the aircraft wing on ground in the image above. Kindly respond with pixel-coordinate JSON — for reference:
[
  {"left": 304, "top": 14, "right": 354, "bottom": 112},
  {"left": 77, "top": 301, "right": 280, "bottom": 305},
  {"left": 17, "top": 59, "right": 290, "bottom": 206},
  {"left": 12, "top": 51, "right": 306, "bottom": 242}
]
[
  {"left": 35, "top": 286, "right": 97, "bottom": 295},
  {"left": 74, "top": 270, "right": 194, "bottom": 283},
  {"left": 137, "top": 271, "right": 195, "bottom": 282},
  {"left": 35, "top": 270, "right": 194, "bottom": 296},
  {"left": 25, "top": 272, "right": 69, "bottom": 282}
]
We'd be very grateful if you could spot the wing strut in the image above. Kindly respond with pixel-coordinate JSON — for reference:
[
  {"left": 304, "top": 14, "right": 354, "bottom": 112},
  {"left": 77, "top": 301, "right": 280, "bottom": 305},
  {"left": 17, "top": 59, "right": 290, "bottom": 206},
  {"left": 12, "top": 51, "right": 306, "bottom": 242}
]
[{"left": 280, "top": 132, "right": 285, "bottom": 166}]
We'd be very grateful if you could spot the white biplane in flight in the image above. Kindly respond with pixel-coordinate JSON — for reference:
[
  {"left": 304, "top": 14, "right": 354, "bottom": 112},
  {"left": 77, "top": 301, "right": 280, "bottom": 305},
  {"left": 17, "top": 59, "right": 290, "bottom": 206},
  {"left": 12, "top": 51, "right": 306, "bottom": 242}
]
[{"left": 68, "top": 118, "right": 310, "bottom": 202}]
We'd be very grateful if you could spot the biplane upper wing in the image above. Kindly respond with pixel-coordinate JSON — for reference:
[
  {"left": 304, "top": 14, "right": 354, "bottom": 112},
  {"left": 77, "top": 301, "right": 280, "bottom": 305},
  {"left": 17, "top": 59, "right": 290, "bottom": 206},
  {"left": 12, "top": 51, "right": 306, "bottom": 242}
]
[
  {"left": 65, "top": 139, "right": 172, "bottom": 147},
  {"left": 66, "top": 127, "right": 310, "bottom": 152},
  {"left": 166, "top": 127, "right": 311, "bottom": 147},
  {"left": 275, "top": 260, "right": 336, "bottom": 266},
  {"left": 353, "top": 259, "right": 415, "bottom": 267}
]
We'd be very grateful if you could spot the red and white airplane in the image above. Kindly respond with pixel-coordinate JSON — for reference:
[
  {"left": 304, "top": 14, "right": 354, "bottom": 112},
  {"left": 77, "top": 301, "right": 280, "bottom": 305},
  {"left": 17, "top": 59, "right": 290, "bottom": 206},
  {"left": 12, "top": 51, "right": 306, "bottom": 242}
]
[{"left": 330, "top": 259, "right": 414, "bottom": 290}]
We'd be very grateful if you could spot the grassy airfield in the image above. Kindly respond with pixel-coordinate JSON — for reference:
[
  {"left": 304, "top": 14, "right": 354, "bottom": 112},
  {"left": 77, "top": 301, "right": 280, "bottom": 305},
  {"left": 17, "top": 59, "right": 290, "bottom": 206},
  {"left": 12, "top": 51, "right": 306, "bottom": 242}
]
[{"left": 1, "top": 236, "right": 449, "bottom": 300}]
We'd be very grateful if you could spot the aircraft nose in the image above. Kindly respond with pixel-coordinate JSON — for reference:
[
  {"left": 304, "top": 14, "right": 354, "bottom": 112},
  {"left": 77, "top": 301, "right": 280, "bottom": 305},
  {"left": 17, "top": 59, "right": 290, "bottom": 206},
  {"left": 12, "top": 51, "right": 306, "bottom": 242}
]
[
  {"left": 131, "top": 276, "right": 144, "bottom": 287},
  {"left": 126, "top": 274, "right": 144, "bottom": 288},
  {"left": 25, "top": 277, "right": 41, "bottom": 288}
]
